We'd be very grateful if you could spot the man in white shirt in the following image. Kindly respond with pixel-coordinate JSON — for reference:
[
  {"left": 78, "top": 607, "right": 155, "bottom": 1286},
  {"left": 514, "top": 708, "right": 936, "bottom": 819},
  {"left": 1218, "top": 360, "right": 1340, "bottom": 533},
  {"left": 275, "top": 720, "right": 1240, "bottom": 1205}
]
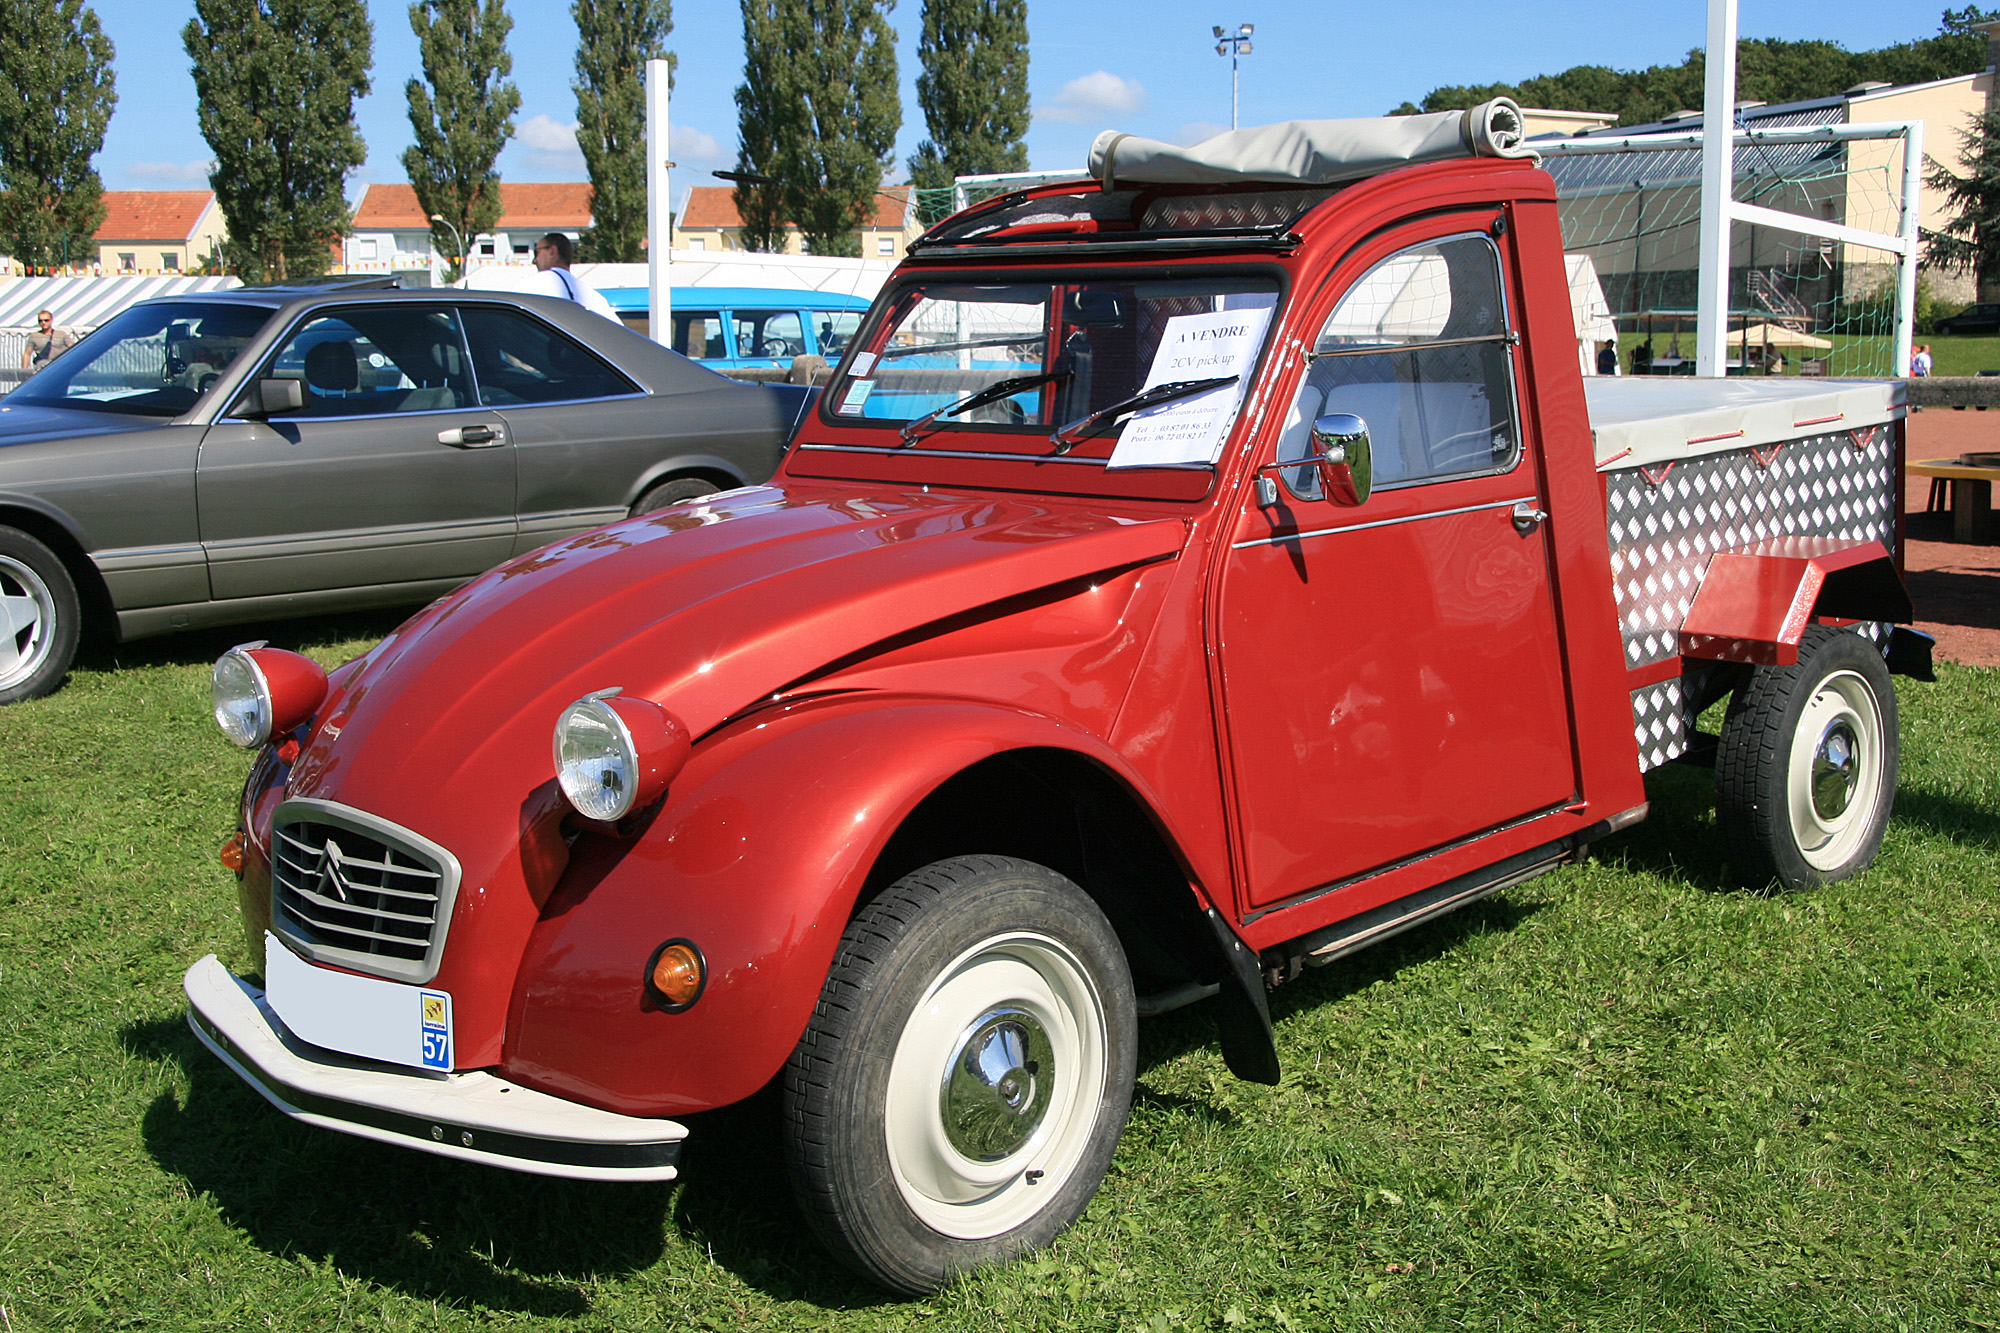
[{"left": 529, "top": 233, "right": 618, "bottom": 322}]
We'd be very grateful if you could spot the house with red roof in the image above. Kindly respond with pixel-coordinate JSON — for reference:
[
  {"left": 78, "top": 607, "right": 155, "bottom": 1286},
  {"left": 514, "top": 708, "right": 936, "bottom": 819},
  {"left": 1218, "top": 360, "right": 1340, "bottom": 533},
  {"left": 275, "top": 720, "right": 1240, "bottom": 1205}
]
[
  {"left": 94, "top": 191, "right": 228, "bottom": 273},
  {"left": 674, "top": 185, "right": 920, "bottom": 260},
  {"left": 345, "top": 183, "right": 595, "bottom": 276}
]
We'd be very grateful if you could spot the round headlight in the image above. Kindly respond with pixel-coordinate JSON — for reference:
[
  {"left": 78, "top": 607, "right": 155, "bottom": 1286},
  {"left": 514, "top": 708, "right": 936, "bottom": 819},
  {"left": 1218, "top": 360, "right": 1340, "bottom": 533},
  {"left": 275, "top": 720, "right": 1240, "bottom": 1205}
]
[
  {"left": 553, "top": 691, "right": 690, "bottom": 822},
  {"left": 212, "top": 644, "right": 328, "bottom": 749},
  {"left": 213, "top": 648, "right": 268, "bottom": 747}
]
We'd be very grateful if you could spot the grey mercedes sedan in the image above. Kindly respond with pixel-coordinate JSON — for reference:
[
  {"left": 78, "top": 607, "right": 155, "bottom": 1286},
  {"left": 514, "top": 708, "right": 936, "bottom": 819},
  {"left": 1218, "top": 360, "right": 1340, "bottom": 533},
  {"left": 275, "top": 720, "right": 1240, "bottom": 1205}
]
[{"left": 0, "top": 284, "right": 812, "bottom": 702}]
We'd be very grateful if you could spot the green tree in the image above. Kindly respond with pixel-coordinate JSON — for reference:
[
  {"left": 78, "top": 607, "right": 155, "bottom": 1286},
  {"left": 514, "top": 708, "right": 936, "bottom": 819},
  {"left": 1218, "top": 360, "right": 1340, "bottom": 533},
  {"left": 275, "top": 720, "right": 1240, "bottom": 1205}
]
[
  {"left": 1394, "top": 10, "right": 1999, "bottom": 125},
  {"left": 403, "top": 0, "right": 520, "bottom": 281},
  {"left": 572, "top": 0, "right": 673, "bottom": 262},
  {"left": 184, "top": 0, "right": 372, "bottom": 281},
  {"left": 734, "top": 0, "right": 899, "bottom": 257},
  {"left": 0, "top": 0, "right": 116, "bottom": 271},
  {"left": 906, "top": 0, "right": 1028, "bottom": 220},
  {"left": 1926, "top": 104, "right": 2000, "bottom": 303}
]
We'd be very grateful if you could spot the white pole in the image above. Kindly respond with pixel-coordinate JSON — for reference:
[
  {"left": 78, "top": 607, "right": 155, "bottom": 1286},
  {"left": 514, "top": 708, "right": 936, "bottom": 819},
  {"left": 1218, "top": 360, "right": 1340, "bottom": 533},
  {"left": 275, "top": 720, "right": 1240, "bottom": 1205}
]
[
  {"left": 646, "top": 58, "right": 672, "bottom": 345},
  {"left": 1893, "top": 121, "right": 1923, "bottom": 379},
  {"left": 1695, "top": 0, "right": 1738, "bottom": 377}
]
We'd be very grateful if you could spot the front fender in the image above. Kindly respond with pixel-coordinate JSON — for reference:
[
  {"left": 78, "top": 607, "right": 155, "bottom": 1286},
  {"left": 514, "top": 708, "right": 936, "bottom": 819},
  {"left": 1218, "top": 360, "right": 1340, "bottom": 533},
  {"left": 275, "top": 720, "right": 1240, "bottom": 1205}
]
[{"left": 502, "top": 692, "right": 1179, "bottom": 1117}]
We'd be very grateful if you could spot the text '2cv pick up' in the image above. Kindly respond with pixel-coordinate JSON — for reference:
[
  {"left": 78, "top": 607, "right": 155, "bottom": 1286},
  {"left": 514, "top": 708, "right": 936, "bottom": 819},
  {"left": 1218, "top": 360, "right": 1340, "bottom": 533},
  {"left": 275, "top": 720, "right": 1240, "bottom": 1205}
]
[{"left": 184, "top": 100, "right": 1930, "bottom": 1293}]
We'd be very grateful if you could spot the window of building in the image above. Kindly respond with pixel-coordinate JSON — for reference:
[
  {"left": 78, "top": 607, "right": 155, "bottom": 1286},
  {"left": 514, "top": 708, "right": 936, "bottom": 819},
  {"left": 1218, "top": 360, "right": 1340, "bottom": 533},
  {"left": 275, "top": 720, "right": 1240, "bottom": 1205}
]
[
  {"left": 162, "top": 253, "right": 180, "bottom": 271},
  {"left": 876, "top": 236, "right": 895, "bottom": 257},
  {"left": 353, "top": 238, "right": 378, "bottom": 261},
  {"left": 688, "top": 237, "right": 707, "bottom": 251},
  {"left": 118, "top": 253, "right": 136, "bottom": 271}
]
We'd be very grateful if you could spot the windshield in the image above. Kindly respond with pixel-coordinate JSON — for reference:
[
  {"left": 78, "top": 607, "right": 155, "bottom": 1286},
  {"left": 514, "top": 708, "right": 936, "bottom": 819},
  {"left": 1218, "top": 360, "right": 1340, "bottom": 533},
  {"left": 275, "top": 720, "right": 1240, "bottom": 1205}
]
[
  {"left": 824, "top": 275, "right": 1279, "bottom": 463},
  {"left": 11, "top": 301, "right": 272, "bottom": 417}
]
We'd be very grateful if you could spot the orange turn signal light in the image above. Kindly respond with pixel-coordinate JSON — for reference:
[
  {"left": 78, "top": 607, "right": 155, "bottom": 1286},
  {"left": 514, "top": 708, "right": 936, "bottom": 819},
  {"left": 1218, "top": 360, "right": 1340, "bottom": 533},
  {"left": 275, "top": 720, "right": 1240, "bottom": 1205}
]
[
  {"left": 646, "top": 940, "right": 705, "bottom": 1011},
  {"left": 219, "top": 831, "right": 245, "bottom": 873}
]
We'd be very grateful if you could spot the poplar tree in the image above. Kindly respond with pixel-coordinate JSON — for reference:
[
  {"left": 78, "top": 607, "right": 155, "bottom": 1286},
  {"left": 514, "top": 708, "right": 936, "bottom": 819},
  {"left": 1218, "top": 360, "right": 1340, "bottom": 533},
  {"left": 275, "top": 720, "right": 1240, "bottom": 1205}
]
[
  {"left": 0, "top": 0, "right": 116, "bottom": 271},
  {"left": 572, "top": 0, "right": 673, "bottom": 262},
  {"left": 907, "top": 0, "right": 1028, "bottom": 216},
  {"left": 404, "top": 0, "right": 520, "bottom": 281},
  {"left": 734, "top": 0, "right": 899, "bottom": 257},
  {"left": 184, "top": 0, "right": 372, "bottom": 281}
]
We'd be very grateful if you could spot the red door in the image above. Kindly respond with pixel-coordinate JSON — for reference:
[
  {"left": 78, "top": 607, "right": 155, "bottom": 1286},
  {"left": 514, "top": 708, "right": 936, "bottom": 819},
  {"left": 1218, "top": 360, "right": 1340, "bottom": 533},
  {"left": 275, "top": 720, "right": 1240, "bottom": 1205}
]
[{"left": 1216, "top": 219, "right": 1579, "bottom": 913}]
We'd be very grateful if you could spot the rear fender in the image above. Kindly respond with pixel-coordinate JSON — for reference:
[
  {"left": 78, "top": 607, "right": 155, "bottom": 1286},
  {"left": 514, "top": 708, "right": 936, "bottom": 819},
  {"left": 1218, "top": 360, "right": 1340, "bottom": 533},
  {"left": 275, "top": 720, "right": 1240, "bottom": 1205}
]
[
  {"left": 1679, "top": 538, "right": 1910, "bottom": 666},
  {"left": 501, "top": 693, "right": 1200, "bottom": 1117}
]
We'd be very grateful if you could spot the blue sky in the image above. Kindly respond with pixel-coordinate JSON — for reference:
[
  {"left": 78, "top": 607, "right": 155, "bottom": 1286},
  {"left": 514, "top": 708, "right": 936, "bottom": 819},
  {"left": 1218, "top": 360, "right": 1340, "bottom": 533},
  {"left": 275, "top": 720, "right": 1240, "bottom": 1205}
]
[{"left": 90, "top": 0, "right": 1944, "bottom": 211}]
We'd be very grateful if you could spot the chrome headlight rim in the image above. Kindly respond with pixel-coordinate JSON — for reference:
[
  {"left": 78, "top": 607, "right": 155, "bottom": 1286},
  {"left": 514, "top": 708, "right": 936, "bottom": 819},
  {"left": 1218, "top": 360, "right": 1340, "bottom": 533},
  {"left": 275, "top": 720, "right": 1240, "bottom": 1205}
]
[
  {"left": 553, "top": 690, "right": 642, "bottom": 822},
  {"left": 213, "top": 642, "right": 275, "bottom": 749}
]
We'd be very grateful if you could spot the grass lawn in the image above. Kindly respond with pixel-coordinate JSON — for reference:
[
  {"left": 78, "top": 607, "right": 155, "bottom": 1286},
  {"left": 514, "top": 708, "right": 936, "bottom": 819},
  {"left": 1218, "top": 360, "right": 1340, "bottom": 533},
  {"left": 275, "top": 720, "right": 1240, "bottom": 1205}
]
[
  {"left": 1923, "top": 335, "right": 2000, "bottom": 379},
  {"left": 1, "top": 618, "right": 1995, "bottom": 1331}
]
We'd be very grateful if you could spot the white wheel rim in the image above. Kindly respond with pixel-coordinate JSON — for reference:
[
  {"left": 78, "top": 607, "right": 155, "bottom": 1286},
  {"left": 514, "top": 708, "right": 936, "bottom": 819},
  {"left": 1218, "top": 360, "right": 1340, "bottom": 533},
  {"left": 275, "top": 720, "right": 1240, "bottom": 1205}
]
[
  {"left": 0, "top": 553, "right": 56, "bottom": 693},
  {"left": 883, "top": 931, "right": 1108, "bottom": 1239},
  {"left": 1786, "top": 669, "right": 1884, "bottom": 872}
]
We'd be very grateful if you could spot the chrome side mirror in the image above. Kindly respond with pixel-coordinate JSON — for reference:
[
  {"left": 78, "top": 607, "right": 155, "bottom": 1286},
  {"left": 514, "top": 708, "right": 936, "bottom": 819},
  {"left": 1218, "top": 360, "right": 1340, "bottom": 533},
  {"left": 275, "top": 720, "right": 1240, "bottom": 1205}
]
[{"left": 1310, "top": 412, "right": 1371, "bottom": 506}]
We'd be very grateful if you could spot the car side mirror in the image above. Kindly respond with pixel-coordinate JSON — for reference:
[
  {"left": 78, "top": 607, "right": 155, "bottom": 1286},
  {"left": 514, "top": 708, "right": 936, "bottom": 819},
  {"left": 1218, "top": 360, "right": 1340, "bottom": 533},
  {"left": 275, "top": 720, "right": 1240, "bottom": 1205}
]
[
  {"left": 236, "top": 377, "right": 304, "bottom": 419},
  {"left": 1310, "top": 412, "right": 1372, "bottom": 506}
]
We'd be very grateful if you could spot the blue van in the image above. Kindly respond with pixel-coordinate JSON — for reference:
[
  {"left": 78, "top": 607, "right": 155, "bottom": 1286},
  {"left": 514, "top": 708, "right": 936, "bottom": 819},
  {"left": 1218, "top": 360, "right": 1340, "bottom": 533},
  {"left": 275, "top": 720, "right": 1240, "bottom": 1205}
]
[{"left": 599, "top": 287, "right": 872, "bottom": 370}]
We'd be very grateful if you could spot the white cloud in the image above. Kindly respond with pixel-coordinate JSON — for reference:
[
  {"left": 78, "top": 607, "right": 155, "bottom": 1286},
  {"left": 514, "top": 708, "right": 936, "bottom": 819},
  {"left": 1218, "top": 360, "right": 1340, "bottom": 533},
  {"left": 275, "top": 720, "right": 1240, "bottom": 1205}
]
[
  {"left": 1037, "top": 71, "right": 1147, "bottom": 125},
  {"left": 128, "top": 160, "right": 214, "bottom": 184},
  {"left": 518, "top": 114, "right": 581, "bottom": 155},
  {"left": 670, "top": 124, "right": 725, "bottom": 163},
  {"left": 1176, "top": 122, "right": 1230, "bottom": 147}
]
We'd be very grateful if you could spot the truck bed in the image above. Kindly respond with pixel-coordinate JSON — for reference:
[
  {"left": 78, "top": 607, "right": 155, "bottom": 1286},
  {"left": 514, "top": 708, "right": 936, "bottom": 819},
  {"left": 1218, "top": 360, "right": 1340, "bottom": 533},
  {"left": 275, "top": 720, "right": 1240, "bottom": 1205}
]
[{"left": 1582, "top": 377, "right": 1908, "bottom": 771}]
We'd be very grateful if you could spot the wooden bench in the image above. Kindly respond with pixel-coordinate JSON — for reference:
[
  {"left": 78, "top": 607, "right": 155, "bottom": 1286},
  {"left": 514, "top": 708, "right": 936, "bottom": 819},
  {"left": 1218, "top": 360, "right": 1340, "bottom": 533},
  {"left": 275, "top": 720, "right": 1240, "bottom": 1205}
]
[{"left": 1908, "top": 458, "right": 2000, "bottom": 543}]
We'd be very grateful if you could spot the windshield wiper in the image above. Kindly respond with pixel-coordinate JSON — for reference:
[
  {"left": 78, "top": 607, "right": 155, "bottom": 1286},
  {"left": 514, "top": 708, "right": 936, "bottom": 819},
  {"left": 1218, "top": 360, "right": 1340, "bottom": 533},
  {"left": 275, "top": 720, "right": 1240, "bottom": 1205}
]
[
  {"left": 1046, "top": 375, "right": 1239, "bottom": 454},
  {"left": 897, "top": 370, "right": 1071, "bottom": 446}
]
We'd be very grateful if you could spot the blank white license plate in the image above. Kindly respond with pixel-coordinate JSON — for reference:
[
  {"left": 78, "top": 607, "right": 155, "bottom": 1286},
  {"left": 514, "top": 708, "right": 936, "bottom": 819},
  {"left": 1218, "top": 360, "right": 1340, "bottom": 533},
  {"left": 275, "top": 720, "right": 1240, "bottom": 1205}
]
[{"left": 264, "top": 933, "right": 454, "bottom": 1071}]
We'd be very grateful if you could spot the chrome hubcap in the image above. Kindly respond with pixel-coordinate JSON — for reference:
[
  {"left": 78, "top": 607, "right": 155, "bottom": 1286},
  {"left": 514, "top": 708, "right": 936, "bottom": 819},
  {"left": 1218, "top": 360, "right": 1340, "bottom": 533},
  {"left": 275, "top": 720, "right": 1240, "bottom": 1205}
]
[
  {"left": 0, "top": 553, "right": 55, "bottom": 692},
  {"left": 941, "top": 1008, "right": 1052, "bottom": 1161},
  {"left": 1811, "top": 718, "right": 1859, "bottom": 821}
]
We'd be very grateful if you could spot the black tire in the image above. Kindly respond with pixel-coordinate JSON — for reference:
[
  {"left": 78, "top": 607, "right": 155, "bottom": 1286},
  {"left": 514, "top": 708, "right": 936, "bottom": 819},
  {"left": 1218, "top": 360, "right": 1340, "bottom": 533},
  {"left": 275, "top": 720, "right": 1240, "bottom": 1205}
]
[
  {"left": 629, "top": 476, "right": 721, "bottom": 516},
  {"left": 1715, "top": 626, "right": 1899, "bottom": 890},
  {"left": 0, "top": 526, "right": 81, "bottom": 705},
  {"left": 783, "top": 855, "right": 1137, "bottom": 1294}
]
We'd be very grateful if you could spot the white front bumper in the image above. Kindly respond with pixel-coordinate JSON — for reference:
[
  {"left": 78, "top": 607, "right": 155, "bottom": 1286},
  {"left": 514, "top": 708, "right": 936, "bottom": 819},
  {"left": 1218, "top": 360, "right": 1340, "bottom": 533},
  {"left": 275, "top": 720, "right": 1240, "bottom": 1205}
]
[{"left": 183, "top": 954, "right": 686, "bottom": 1182}]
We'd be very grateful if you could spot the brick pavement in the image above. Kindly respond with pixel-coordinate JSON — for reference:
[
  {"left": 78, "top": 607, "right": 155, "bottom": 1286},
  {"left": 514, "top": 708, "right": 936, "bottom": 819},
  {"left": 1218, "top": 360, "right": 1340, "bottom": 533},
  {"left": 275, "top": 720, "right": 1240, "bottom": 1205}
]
[{"left": 1904, "top": 408, "right": 2000, "bottom": 667}]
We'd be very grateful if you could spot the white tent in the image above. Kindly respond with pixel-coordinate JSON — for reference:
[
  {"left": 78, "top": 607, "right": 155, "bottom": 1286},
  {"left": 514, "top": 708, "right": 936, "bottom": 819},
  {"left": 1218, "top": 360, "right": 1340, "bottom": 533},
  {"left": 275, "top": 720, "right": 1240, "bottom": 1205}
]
[
  {"left": 0, "top": 274, "right": 241, "bottom": 332},
  {"left": 1567, "top": 254, "right": 1619, "bottom": 376}
]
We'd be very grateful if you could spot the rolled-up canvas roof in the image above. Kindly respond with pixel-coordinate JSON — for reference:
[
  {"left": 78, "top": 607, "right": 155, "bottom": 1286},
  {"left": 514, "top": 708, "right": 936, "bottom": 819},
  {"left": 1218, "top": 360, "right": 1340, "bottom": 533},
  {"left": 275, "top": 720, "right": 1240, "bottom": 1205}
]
[{"left": 1087, "top": 99, "right": 1536, "bottom": 188}]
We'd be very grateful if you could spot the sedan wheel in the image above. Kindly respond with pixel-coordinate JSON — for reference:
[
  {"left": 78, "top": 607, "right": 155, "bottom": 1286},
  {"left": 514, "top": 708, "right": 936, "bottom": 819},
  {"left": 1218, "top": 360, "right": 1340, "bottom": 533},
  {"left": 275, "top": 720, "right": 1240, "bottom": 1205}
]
[{"left": 0, "top": 527, "right": 81, "bottom": 704}]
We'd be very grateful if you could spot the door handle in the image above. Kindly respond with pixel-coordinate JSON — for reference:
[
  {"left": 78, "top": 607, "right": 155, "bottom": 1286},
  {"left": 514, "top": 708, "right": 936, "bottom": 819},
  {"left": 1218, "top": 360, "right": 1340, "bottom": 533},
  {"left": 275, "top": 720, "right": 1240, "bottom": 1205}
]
[
  {"left": 1511, "top": 500, "right": 1549, "bottom": 535},
  {"left": 438, "top": 424, "right": 501, "bottom": 447}
]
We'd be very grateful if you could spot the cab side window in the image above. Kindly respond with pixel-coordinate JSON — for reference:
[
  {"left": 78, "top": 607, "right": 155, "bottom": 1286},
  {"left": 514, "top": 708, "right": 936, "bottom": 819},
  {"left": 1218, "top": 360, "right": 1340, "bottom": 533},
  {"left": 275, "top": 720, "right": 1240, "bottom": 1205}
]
[
  {"left": 267, "top": 308, "right": 474, "bottom": 417},
  {"left": 673, "top": 311, "right": 725, "bottom": 360},
  {"left": 460, "top": 306, "right": 639, "bottom": 406},
  {"left": 735, "top": 310, "right": 805, "bottom": 360},
  {"left": 1281, "top": 233, "right": 1519, "bottom": 497}
]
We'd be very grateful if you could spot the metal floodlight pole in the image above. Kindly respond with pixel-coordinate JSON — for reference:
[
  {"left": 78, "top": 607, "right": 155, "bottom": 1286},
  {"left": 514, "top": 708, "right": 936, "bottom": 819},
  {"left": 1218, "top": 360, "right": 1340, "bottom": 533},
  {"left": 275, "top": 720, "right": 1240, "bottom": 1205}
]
[
  {"left": 646, "top": 58, "right": 672, "bottom": 345},
  {"left": 1213, "top": 24, "right": 1253, "bottom": 130}
]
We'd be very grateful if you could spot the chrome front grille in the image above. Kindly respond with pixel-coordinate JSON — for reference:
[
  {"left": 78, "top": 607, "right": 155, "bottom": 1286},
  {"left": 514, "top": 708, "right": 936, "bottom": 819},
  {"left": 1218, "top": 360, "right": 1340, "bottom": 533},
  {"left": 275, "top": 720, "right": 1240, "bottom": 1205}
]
[{"left": 268, "top": 799, "right": 462, "bottom": 984}]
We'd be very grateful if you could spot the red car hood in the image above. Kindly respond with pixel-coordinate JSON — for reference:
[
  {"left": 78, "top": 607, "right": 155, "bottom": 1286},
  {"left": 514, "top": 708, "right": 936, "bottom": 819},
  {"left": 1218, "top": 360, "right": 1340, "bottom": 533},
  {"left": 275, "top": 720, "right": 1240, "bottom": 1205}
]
[{"left": 289, "top": 481, "right": 1187, "bottom": 837}]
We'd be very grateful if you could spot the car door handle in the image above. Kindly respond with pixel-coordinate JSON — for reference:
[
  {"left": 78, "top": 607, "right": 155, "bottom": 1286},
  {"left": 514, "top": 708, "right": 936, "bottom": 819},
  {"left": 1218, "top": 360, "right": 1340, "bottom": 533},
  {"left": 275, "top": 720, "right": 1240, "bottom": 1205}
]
[
  {"left": 1511, "top": 500, "right": 1550, "bottom": 535},
  {"left": 438, "top": 424, "right": 501, "bottom": 448}
]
